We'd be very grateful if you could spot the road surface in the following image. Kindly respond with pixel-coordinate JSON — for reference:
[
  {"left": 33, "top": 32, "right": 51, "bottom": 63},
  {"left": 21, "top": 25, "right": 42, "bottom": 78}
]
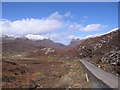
[{"left": 79, "top": 59, "right": 118, "bottom": 88}]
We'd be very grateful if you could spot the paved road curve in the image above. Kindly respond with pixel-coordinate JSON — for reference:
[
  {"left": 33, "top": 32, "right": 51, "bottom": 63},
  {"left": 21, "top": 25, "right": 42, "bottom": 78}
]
[{"left": 79, "top": 59, "right": 118, "bottom": 88}]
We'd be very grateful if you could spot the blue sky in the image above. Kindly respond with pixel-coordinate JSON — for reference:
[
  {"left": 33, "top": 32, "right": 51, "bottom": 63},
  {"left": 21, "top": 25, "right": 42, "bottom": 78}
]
[{"left": 2, "top": 2, "right": 118, "bottom": 45}]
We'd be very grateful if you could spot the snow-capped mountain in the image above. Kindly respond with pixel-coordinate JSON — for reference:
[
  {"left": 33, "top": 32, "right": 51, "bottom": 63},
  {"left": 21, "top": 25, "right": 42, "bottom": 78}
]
[
  {"left": 25, "top": 34, "right": 48, "bottom": 40},
  {"left": 2, "top": 34, "right": 66, "bottom": 55}
]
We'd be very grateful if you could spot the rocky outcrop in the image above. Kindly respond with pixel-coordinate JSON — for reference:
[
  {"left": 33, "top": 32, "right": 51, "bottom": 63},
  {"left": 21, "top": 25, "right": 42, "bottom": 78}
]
[{"left": 71, "top": 29, "right": 120, "bottom": 74}]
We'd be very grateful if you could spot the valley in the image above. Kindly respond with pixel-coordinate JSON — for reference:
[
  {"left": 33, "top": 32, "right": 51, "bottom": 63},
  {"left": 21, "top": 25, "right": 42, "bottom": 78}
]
[
  {"left": 2, "top": 55, "right": 110, "bottom": 89},
  {"left": 1, "top": 28, "right": 120, "bottom": 89}
]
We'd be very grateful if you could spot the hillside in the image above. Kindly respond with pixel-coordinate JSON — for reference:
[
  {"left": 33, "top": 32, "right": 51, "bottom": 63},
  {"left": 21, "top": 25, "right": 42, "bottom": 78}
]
[
  {"left": 68, "top": 29, "right": 120, "bottom": 74},
  {"left": 2, "top": 29, "right": 119, "bottom": 88},
  {"left": 2, "top": 29, "right": 120, "bottom": 74},
  {"left": 2, "top": 35, "right": 66, "bottom": 57}
]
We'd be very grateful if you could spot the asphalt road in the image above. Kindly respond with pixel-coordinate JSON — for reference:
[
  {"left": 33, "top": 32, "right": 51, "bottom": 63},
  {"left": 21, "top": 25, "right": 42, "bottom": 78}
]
[{"left": 79, "top": 59, "right": 118, "bottom": 88}]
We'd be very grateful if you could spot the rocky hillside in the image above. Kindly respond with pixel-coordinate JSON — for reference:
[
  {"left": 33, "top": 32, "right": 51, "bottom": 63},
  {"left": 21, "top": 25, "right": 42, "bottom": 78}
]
[{"left": 68, "top": 29, "right": 120, "bottom": 74}]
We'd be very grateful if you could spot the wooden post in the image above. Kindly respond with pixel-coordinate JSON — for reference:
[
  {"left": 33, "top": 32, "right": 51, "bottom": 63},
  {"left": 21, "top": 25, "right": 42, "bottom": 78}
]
[{"left": 85, "top": 73, "right": 89, "bottom": 82}]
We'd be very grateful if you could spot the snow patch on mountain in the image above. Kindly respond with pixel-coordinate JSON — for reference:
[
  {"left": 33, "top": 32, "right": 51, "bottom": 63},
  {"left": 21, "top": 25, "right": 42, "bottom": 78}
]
[
  {"left": 25, "top": 34, "right": 48, "bottom": 40},
  {"left": 81, "top": 28, "right": 119, "bottom": 40},
  {"left": 106, "top": 28, "right": 119, "bottom": 34}
]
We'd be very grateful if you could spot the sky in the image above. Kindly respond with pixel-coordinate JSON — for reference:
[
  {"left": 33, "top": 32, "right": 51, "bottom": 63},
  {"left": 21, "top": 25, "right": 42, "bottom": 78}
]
[{"left": 1, "top": 2, "right": 118, "bottom": 45}]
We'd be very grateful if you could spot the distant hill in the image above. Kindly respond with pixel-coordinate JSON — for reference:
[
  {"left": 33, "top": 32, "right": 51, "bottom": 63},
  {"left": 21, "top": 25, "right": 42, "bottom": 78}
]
[{"left": 2, "top": 35, "right": 66, "bottom": 57}]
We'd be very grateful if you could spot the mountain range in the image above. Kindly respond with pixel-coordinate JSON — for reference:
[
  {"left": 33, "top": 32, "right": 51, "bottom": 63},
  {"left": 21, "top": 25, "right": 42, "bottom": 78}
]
[{"left": 2, "top": 28, "right": 120, "bottom": 74}]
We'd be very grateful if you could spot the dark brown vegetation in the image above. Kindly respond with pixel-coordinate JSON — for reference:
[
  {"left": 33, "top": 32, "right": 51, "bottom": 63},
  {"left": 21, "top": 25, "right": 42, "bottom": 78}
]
[
  {"left": 68, "top": 29, "right": 120, "bottom": 74},
  {"left": 1, "top": 29, "right": 119, "bottom": 88},
  {"left": 2, "top": 58, "right": 90, "bottom": 88}
]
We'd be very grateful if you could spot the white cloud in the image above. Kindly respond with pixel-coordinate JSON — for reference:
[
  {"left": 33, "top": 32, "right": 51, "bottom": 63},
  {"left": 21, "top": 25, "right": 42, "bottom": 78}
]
[
  {"left": 64, "top": 12, "right": 73, "bottom": 18},
  {"left": 80, "top": 24, "right": 101, "bottom": 31},
  {"left": 67, "top": 35, "right": 81, "bottom": 40},
  {"left": 69, "top": 23, "right": 82, "bottom": 30},
  {"left": 43, "top": 33, "right": 81, "bottom": 45},
  {"left": 43, "top": 33, "right": 67, "bottom": 43},
  {"left": 49, "top": 12, "right": 62, "bottom": 20},
  {"left": 1, "top": 12, "right": 65, "bottom": 36},
  {"left": 1, "top": 11, "right": 111, "bottom": 45},
  {"left": 69, "top": 23, "right": 105, "bottom": 32},
  {"left": 43, "top": 33, "right": 59, "bottom": 40}
]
